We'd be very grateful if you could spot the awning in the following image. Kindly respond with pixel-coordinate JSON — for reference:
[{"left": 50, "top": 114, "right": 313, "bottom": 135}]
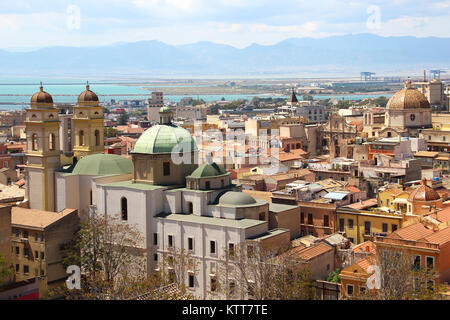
[
  {"left": 392, "top": 198, "right": 408, "bottom": 204},
  {"left": 324, "top": 192, "right": 349, "bottom": 200}
]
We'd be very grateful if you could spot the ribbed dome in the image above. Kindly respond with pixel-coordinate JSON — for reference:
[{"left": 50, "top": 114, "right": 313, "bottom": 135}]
[
  {"left": 219, "top": 192, "right": 257, "bottom": 206},
  {"left": 78, "top": 84, "right": 99, "bottom": 103},
  {"left": 408, "top": 184, "right": 440, "bottom": 202},
  {"left": 132, "top": 124, "right": 197, "bottom": 154},
  {"left": 72, "top": 154, "right": 132, "bottom": 175},
  {"left": 31, "top": 86, "right": 53, "bottom": 104},
  {"left": 386, "top": 81, "right": 430, "bottom": 110}
]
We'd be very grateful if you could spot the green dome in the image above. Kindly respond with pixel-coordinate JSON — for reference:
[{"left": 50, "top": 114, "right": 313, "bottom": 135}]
[
  {"left": 72, "top": 154, "right": 132, "bottom": 176},
  {"left": 219, "top": 192, "right": 257, "bottom": 206},
  {"left": 188, "top": 162, "right": 228, "bottom": 178},
  {"left": 160, "top": 106, "right": 171, "bottom": 112},
  {"left": 132, "top": 124, "right": 197, "bottom": 154}
]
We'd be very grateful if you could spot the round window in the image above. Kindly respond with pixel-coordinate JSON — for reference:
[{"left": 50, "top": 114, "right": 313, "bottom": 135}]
[{"left": 410, "top": 114, "right": 416, "bottom": 121}]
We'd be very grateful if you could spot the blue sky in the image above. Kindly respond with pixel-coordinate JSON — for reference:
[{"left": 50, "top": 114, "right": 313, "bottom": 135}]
[{"left": 0, "top": 0, "right": 449, "bottom": 50}]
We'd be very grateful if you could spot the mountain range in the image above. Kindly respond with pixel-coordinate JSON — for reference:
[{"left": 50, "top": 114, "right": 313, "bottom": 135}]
[{"left": 1, "top": 34, "right": 449, "bottom": 77}]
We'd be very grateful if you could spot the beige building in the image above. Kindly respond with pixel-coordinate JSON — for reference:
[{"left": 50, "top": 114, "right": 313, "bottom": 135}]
[
  {"left": 10, "top": 207, "right": 79, "bottom": 293},
  {"left": 147, "top": 92, "right": 164, "bottom": 123},
  {"left": 415, "top": 79, "right": 448, "bottom": 111}
]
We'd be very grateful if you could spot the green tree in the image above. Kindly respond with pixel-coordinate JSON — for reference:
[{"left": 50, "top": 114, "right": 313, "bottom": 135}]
[
  {"left": 104, "top": 127, "right": 117, "bottom": 138},
  {"left": 0, "top": 253, "right": 12, "bottom": 282},
  {"left": 326, "top": 269, "right": 341, "bottom": 283},
  {"left": 118, "top": 110, "right": 129, "bottom": 125}
]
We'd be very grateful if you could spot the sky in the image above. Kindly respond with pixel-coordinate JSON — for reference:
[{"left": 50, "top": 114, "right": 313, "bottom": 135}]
[{"left": 0, "top": 0, "right": 449, "bottom": 50}]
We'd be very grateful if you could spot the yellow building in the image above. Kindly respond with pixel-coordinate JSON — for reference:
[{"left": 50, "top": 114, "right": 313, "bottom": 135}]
[
  {"left": 72, "top": 84, "right": 104, "bottom": 159},
  {"left": 377, "top": 186, "right": 410, "bottom": 213},
  {"left": 336, "top": 206, "right": 403, "bottom": 244},
  {"left": 24, "top": 85, "right": 61, "bottom": 212}
]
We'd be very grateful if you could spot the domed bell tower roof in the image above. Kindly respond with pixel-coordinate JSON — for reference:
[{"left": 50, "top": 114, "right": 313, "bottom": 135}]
[
  {"left": 78, "top": 82, "right": 99, "bottom": 106},
  {"left": 30, "top": 83, "right": 54, "bottom": 108}
]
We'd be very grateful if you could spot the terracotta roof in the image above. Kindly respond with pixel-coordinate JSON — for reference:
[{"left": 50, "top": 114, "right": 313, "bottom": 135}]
[
  {"left": 344, "top": 198, "right": 378, "bottom": 210},
  {"left": 387, "top": 222, "right": 434, "bottom": 241},
  {"left": 346, "top": 185, "right": 361, "bottom": 193},
  {"left": 11, "top": 207, "right": 76, "bottom": 229},
  {"left": 352, "top": 241, "right": 376, "bottom": 255},
  {"left": 14, "top": 179, "right": 25, "bottom": 187},
  {"left": 436, "top": 207, "right": 450, "bottom": 223},
  {"left": 242, "top": 190, "right": 273, "bottom": 202},
  {"left": 414, "top": 151, "right": 439, "bottom": 158},
  {"left": 284, "top": 242, "right": 333, "bottom": 261},
  {"left": 420, "top": 226, "right": 450, "bottom": 246}
]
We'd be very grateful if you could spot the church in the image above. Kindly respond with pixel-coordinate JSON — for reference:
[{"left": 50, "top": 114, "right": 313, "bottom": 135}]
[{"left": 24, "top": 85, "right": 289, "bottom": 299}]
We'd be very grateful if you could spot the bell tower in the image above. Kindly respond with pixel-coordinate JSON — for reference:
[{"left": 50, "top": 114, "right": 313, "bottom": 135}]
[
  {"left": 72, "top": 83, "right": 104, "bottom": 159},
  {"left": 25, "top": 84, "right": 61, "bottom": 211}
]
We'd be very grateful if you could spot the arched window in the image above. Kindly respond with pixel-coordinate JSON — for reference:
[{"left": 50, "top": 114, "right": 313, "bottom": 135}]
[
  {"left": 32, "top": 134, "right": 38, "bottom": 151},
  {"left": 49, "top": 133, "right": 55, "bottom": 151},
  {"left": 121, "top": 197, "right": 128, "bottom": 221},
  {"left": 79, "top": 130, "right": 84, "bottom": 146},
  {"left": 95, "top": 130, "right": 100, "bottom": 146}
]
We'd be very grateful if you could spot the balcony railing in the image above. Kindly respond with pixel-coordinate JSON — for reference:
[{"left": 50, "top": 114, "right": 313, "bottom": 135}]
[{"left": 375, "top": 237, "right": 440, "bottom": 250}]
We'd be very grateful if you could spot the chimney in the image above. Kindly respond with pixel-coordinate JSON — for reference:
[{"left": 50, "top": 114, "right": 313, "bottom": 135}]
[{"left": 365, "top": 245, "right": 370, "bottom": 253}]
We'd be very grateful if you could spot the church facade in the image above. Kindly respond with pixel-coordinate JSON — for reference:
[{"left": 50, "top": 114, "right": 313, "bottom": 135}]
[{"left": 25, "top": 86, "right": 289, "bottom": 299}]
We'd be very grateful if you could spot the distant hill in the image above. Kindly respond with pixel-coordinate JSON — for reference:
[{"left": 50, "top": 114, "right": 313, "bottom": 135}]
[{"left": 1, "top": 34, "right": 449, "bottom": 76}]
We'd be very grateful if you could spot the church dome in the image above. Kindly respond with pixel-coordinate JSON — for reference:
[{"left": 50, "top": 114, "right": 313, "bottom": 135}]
[
  {"left": 78, "top": 84, "right": 99, "bottom": 103},
  {"left": 72, "top": 154, "right": 132, "bottom": 175},
  {"left": 132, "top": 124, "right": 197, "bottom": 154},
  {"left": 408, "top": 184, "right": 440, "bottom": 202},
  {"left": 31, "top": 85, "right": 53, "bottom": 104},
  {"left": 386, "top": 80, "right": 430, "bottom": 110},
  {"left": 219, "top": 192, "right": 257, "bottom": 206}
]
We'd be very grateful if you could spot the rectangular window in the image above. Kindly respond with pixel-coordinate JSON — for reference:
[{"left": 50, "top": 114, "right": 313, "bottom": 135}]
[
  {"left": 154, "top": 254, "right": 158, "bottom": 262},
  {"left": 301, "top": 212, "right": 305, "bottom": 224},
  {"left": 210, "top": 277, "right": 217, "bottom": 292},
  {"left": 163, "top": 162, "right": 170, "bottom": 176},
  {"left": 23, "top": 230, "right": 28, "bottom": 239},
  {"left": 15, "top": 264, "right": 19, "bottom": 272},
  {"left": 168, "top": 235, "right": 173, "bottom": 248},
  {"left": 23, "top": 265, "right": 29, "bottom": 274},
  {"left": 228, "top": 243, "right": 235, "bottom": 257},
  {"left": 41, "top": 234, "right": 44, "bottom": 242},
  {"left": 15, "top": 229, "right": 20, "bottom": 238},
  {"left": 188, "top": 275, "right": 195, "bottom": 288},
  {"left": 392, "top": 224, "right": 398, "bottom": 232},
  {"left": 40, "top": 252, "right": 44, "bottom": 260},
  {"left": 210, "top": 241, "right": 216, "bottom": 254},
  {"left": 364, "top": 221, "right": 371, "bottom": 235},
  {"left": 35, "top": 251, "right": 39, "bottom": 259},
  {"left": 307, "top": 213, "right": 313, "bottom": 225},
  {"left": 15, "top": 247, "right": 19, "bottom": 255},
  {"left": 382, "top": 223, "right": 388, "bottom": 233},
  {"left": 188, "top": 237, "right": 194, "bottom": 251},
  {"left": 426, "top": 256, "right": 434, "bottom": 269},
  {"left": 23, "top": 248, "right": 29, "bottom": 257},
  {"left": 34, "top": 233, "right": 38, "bottom": 241},
  {"left": 153, "top": 233, "right": 158, "bottom": 246},
  {"left": 339, "top": 218, "right": 345, "bottom": 232},
  {"left": 413, "top": 255, "right": 421, "bottom": 271},
  {"left": 347, "top": 284, "right": 354, "bottom": 296},
  {"left": 348, "top": 219, "right": 354, "bottom": 229},
  {"left": 324, "top": 215, "right": 329, "bottom": 227}
]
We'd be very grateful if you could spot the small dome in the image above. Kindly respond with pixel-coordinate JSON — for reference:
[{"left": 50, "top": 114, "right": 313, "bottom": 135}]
[
  {"left": 219, "top": 192, "right": 257, "bottom": 206},
  {"left": 132, "top": 124, "right": 197, "bottom": 154},
  {"left": 160, "top": 106, "right": 171, "bottom": 113},
  {"left": 408, "top": 184, "right": 440, "bottom": 202},
  {"left": 386, "top": 81, "right": 430, "bottom": 110},
  {"left": 31, "top": 85, "right": 53, "bottom": 104},
  {"left": 78, "top": 84, "right": 99, "bottom": 103},
  {"left": 72, "top": 154, "right": 132, "bottom": 176},
  {"left": 188, "top": 162, "right": 228, "bottom": 178}
]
